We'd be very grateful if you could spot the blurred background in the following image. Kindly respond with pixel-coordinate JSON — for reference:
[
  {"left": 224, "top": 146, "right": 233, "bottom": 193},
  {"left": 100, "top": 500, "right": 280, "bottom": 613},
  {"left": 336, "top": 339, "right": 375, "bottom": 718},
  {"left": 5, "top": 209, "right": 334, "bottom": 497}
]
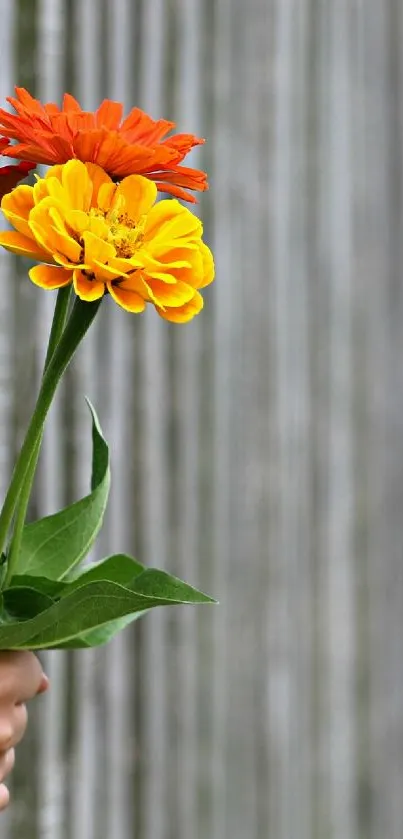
[{"left": 0, "top": 0, "right": 402, "bottom": 837}]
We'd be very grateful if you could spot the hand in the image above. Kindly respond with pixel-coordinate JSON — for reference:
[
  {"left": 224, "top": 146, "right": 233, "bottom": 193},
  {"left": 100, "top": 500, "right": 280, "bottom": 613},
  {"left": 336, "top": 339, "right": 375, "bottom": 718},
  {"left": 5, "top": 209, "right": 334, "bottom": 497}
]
[{"left": 0, "top": 651, "right": 48, "bottom": 810}]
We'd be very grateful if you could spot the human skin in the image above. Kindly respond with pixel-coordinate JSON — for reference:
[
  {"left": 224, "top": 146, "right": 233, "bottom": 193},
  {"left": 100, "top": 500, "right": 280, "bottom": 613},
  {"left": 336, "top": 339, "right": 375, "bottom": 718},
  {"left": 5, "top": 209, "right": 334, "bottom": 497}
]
[{"left": 0, "top": 651, "right": 48, "bottom": 809}]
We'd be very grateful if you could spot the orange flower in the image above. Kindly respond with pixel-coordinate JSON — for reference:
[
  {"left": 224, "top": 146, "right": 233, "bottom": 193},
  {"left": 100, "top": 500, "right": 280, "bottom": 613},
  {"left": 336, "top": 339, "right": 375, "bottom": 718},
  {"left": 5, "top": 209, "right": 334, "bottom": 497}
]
[
  {"left": 0, "top": 88, "right": 208, "bottom": 203},
  {"left": 0, "top": 160, "right": 214, "bottom": 322},
  {"left": 0, "top": 138, "right": 34, "bottom": 200}
]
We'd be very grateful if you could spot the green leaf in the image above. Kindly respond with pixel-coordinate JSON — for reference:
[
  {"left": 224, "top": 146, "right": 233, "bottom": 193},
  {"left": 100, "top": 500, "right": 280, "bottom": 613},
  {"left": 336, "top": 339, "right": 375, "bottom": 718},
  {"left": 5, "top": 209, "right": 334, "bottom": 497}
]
[
  {"left": 7, "top": 554, "right": 143, "bottom": 599},
  {"left": 67, "top": 553, "right": 145, "bottom": 589},
  {"left": 0, "top": 560, "right": 216, "bottom": 650},
  {"left": 8, "top": 575, "right": 66, "bottom": 599},
  {"left": 2, "top": 587, "right": 55, "bottom": 621},
  {"left": 17, "top": 400, "right": 110, "bottom": 581},
  {"left": 52, "top": 614, "right": 148, "bottom": 648},
  {"left": 6, "top": 555, "right": 146, "bottom": 647}
]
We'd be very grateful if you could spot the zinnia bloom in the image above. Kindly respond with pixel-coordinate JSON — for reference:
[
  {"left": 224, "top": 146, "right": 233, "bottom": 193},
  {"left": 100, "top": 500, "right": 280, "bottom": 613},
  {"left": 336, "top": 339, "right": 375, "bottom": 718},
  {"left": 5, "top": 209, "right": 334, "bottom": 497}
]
[
  {"left": 0, "top": 159, "right": 214, "bottom": 322},
  {"left": 0, "top": 138, "right": 35, "bottom": 200},
  {"left": 0, "top": 88, "right": 208, "bottom": 203}
]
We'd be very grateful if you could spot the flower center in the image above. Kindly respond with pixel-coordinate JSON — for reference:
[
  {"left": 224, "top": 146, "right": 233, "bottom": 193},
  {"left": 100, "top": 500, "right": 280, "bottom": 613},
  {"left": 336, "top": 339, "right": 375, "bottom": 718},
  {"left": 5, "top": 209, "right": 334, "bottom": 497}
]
[
  {"left": 77, "top": 195, "right": 146, "bottom": 262},
  {"left": 106, "top": 209, "right": 145, "bottom": 258}
]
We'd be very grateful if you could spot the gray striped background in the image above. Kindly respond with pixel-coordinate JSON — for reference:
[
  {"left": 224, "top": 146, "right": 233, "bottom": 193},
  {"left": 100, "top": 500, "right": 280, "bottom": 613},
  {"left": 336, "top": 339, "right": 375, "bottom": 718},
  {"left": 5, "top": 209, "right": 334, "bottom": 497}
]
[{"left": 0, "top": 1, "right": 403, "bottom": 838}]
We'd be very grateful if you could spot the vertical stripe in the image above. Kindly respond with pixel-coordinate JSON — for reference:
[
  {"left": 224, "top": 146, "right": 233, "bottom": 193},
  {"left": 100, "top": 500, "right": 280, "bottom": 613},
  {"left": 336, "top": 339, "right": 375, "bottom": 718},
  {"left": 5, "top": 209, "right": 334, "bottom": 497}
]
[
  {"left": 35, "top": 5, "right": 68, "bottom": 839},
  {"left": 138, "top": 3, "right": 169, "bottom": 837}
]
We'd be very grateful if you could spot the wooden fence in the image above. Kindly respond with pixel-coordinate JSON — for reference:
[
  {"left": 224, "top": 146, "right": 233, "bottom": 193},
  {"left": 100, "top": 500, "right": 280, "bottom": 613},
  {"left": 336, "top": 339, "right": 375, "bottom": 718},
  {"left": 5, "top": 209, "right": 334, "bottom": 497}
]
[{"left": 0, "top": 1, "right": 403, "bottom": 837}]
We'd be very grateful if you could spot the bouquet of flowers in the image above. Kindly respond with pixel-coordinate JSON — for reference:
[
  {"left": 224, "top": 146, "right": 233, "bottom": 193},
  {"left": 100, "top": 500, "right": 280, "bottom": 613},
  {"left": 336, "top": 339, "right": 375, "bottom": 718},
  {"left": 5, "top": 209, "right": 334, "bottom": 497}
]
[{"left": 0, "top": 88, "right": 215, "bottom": 650}]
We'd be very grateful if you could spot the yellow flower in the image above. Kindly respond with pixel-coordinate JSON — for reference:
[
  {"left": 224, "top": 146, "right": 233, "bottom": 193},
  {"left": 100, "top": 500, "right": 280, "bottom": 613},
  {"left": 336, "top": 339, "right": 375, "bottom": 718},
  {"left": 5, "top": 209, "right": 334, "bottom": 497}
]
[{"left": 0, "top": 159, "right": 214, "bottom": 322}]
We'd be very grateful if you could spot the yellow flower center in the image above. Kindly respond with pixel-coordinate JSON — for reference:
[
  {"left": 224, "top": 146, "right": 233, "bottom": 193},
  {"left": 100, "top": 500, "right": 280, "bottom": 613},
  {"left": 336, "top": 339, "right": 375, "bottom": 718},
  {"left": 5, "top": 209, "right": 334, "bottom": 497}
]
[
  {"left": 84, "top": 198, "right": 146, "bottom": 262},
  {"left": 106, "top": 211, "right": 145, "bottom": 258}
]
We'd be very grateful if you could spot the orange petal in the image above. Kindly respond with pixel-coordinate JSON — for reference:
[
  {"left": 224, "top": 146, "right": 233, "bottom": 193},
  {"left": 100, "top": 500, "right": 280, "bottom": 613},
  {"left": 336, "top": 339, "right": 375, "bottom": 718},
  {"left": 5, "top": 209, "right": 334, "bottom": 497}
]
[
  {"left": 96, "top": 100, "right": 124, "bottom": 129},
  {"left": 13, "top": 87, "right": 45, "bottom": 114},
  {"left": 29, "top": 264, "right": 72, "bottom": 290},
  {"left": 62, "top": 93, "right": 82, "bottom": 112},
  {"left": 156, "top": 290, "right": 204, "bottom": 323},
  {"left": 153, "top": 181, "right": 199, "bottom": 203},
  {"left": 73, "top": 269, "right": 105, "bottom": 301}
]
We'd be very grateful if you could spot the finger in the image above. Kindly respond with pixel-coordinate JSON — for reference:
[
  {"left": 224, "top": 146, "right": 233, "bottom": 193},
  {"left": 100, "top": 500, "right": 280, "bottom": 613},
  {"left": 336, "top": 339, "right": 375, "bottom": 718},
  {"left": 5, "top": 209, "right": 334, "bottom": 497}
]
[
  {"left": 0, "top": 652, "right": 45, "bottom": 704},
  {"left": 36, "top": 673, "right": 50, "bottom": 695},
  {"left": 10, "top": 704, "right": 27, "bottom": 748},
  {"left": 13, "top": 652, "right": 45, "bottom": 704},
  {"left": 0, "top": 749, "right": 15, "bottom": 783},
  {"left": 0, "top": 704, "right": 27, "bottom": 751},
  {"left": 0, "top": 783, "right": 10, "bottom": 811}
]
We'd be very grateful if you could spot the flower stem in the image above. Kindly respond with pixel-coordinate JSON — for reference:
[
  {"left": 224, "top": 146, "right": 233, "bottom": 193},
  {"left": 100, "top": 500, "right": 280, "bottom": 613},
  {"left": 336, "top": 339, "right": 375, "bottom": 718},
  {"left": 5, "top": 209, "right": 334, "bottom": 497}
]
[
  {"left": 44, "top": 286, "right": 74, "bottom": 371},
  {"left": 5, "top": 287, "right": 73, "bottom": 581},
  {"left": 0, "top": 296, "right": 102, "bottom": 587}
]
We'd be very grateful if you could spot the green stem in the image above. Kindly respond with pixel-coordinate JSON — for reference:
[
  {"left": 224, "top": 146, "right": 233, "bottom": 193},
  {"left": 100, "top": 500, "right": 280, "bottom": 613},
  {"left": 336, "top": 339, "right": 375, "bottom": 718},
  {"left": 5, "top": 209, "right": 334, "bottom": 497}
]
[
  {"left": 1, "top": 296, "right": 101, "bottom": 587},
  {"left": 44, "top": 286, "right": 74, "bottom": 372},
  {"left": 6, "top": 287, "right": 73, "bottom": 580}
]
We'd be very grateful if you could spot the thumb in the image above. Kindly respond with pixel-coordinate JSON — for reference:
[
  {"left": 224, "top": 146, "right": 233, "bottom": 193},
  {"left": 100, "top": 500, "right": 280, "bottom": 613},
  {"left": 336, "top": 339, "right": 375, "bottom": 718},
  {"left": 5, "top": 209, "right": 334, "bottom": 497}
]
[{"left": 36, "top": 673, "right": 50, "bottom": 695}]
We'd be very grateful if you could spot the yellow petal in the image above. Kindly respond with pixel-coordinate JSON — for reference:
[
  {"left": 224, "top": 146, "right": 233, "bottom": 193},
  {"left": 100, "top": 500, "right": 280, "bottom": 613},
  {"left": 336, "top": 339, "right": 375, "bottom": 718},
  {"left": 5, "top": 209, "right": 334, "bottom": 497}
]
[
  {"left": 97, "top": 182, "right": 116, "bottom": 213},
  {"left": 87, "top": 214, "right": 109, "bottom": 239},
  {"left": 61, "top": 160, "right": 93, "bottom": 210},
  {"left": 108, "top": 281, "right": 147, "bottom": 313},
  {"left": 73, "top": 269, "right": 105, "bottom": 302},
  {"left": 64, "top": 209, "right": 90, "bottom": 235},
  {"left": 109, "top": 256, "right": 141, "bottom": 275},
  {"left": 33, "top": 178, "right": 51, "bottom": 205},
  {"left": 146, "top": 270, "right": 178, "bottom": 285},
  {"left": 30, "top": 201, "right": 82, "bottom": 263},
  {"left": 156, "top": 290, "right": 204, "bottom": 323},
  {"left": 0, "top": 230, "right": 51, "bottom": 261},
  {"left": 112, "top": 175, "right": 157, "bottom": 222},
  {"left": 198, "top": 241, "right": 215, "bottom": 289},
  {"left": 114, "top": 270, "right": 148, "bottom": 294},
  {"left": 147, "top": 248, "right": 203, "bottom": 289},
  {"left": 48, "top": 207, "right": 82, "bottom": 261},
  {"left": 65, "top": 208, "right": 110, "bottom": 241},
  {"left": 53, "top": 252, "right": 87, "bottom": 269},
  {"left": 84, "top": 163, "right": 113, "bottom": 208},
  {"left": 145, "top": 277, "right": 196, "bottom": 307},
  {"left": 1, "top": 185, "right": 34, "bottom": 238},
  {"left": 145, "top": 200, "right": 202, "bottom": 243},
  {"left": 147, "top": 243, "right": 198, "bottom": 262},
  {"left": 29, "top": 265, "right": 72, "bottom": 290},
  {"left": 92, "top": 260, "right": 129, "bottom": 281},
  {"left": 82, "top": 231, "right": 116, "bottom": 266},
  {"left": 43, "top": 176, "right": 68, "bottom": 205},
  {"left": 45, "top": 164, "right": 65, "bottom": 183}
]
